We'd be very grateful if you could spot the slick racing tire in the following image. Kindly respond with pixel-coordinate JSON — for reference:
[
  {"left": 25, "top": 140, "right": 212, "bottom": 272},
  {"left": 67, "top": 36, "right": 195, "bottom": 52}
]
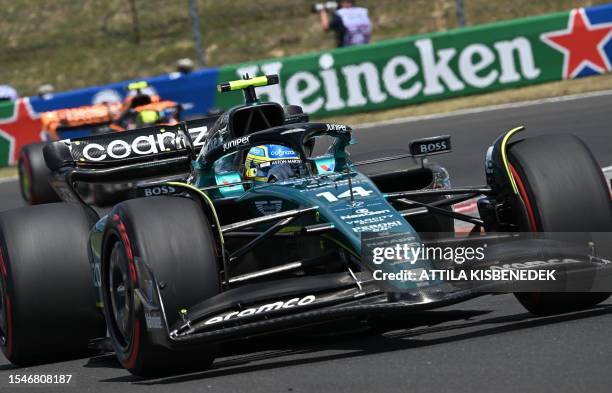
[
  {"left": 507, "top": 134, "right": 612, "bottom": 316},
  {"left": 101, "top": 196, "right": 221, "bottom": 376},
  {"left": 17, "top": 142, "right": 61, "bottom": 205},
  {"left": 0, "top": 203, "right": 105, "bottom": 365}
]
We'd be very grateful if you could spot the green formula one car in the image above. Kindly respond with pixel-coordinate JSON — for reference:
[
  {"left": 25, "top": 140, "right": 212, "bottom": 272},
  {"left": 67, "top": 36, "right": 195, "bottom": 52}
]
[{"left": 0, "top": 75, "right": 610, "bottom": 376}]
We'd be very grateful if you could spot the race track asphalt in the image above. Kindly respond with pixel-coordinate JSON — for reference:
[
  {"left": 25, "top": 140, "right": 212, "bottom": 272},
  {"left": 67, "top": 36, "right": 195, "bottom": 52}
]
[{"left": 1, "top": 92, "right": 611, "bottom": 393}]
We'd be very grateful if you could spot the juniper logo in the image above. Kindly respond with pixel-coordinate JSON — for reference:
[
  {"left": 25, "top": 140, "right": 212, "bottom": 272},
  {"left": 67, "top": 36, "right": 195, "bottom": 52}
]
[
  {"left": 223, "top": 135, "right": 250, "bottom": 151},
  {"left": 234, "top": 37, "right": 541, "bottom": 115}
]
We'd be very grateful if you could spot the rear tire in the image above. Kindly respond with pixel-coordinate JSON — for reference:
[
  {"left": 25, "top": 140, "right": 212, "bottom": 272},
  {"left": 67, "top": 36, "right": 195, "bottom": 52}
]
[
  {"left": 17, "top": 142, "right": 60, "bottom": 205},
  {"left": 101, "top": 196, "right": 221, "bottom": 376},
  {"left": 508, "top": 134, "right": 611, "bottom": 315},
  {"left": 0, "top": 203, "right": 105, "bottom": 365}
]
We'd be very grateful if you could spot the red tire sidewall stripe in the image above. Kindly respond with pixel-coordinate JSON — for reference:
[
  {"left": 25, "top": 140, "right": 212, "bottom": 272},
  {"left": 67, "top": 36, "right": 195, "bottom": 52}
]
[
  {"left": 112, "top": 214, "right": 140, "bottom": 369},
  {"left": 4, "top": 296, "right": 13, "bottom": 358},
  {"left": 510, "top": 164, "right": 542, "bottom": 306},
  {"left": 0, "top": 248, "right": 13, "bottom": 358},
  {"left": 0, "top": 249, "right": 7, "bottom": 277},
  {"left": 123, "top": 320, "right": 140, "bottom": 370},
  {"left": 510, "top": 164, "right": 538, "bottom": 232}
]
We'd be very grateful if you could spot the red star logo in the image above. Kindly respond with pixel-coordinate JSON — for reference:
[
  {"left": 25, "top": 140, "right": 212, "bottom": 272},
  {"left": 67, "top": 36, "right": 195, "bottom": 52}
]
[
  {"left": 541, "top": 8, "right": 612, "bottom": 79},
  {"left": 0, "top": 98, "right": 43, "bottom": 165}
]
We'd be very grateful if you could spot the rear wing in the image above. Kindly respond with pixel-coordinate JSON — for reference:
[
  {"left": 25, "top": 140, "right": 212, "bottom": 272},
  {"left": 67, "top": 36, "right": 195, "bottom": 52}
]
[
  {"left": 45, "top": 113, "right": 220, "bottom": 164},
  {"left": 184, "top": 115, "right": 221, "bottom": 151},
  {"left": 46, "top": 124, "right": 190, "bottom": 168},
  {"left": 43, "top": 114, "right": 219, "bottom": 184}
]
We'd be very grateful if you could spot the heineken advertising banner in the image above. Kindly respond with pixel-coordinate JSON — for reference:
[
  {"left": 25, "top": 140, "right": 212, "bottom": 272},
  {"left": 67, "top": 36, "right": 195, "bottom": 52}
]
[
  {"left": 216, "top": 4, "right": 612, "bottom": 116},
  {"left": 1, "top": 3, "right": 612, "bottom": 166}
]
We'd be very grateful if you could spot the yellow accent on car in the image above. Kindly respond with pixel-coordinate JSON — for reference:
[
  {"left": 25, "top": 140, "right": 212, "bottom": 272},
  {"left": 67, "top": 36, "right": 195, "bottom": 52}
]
[
  {"left": 218, "top": 76, "right": 272, "bottom": 93},
  {"left": 166, "top": 182, "right": 225, "bottom": 245},
  {"left": 229, "top": 76, "right": 268, "bottom": 91},
  {"left": 128, "top": 81, "right": 149, "bottom": 91},
  {"left": 501, "top": 126, "right": 525, "bottom": 195}
]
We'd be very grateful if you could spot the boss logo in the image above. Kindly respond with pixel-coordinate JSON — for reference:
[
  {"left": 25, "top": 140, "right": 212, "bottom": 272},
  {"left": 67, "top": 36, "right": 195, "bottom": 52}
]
[
  {"left": 419, "top": 141, "right": 448, "bottom": 153},
  {"left": 81, "top": 132, "right": 184, "bottom": 162},
  {"left": 410, "top": 136, "right": 451, "bottom": 157},
  {"left": 223, "top": 136, "right": 250, "bottom": 152},
  {"left": 143, "top": 185, "right": 176, "bottom": 197}
]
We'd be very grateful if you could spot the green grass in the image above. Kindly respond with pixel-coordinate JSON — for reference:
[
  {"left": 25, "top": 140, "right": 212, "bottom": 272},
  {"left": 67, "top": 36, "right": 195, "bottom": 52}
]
[{"left": 1, "top": 0, "right": 609, "bottom": 96}]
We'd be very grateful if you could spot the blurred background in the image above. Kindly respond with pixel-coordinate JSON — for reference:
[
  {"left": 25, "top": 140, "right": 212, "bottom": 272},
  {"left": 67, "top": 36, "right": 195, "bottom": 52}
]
[{"left": 2, "top": 0, "right": 609, "bottom": 96}]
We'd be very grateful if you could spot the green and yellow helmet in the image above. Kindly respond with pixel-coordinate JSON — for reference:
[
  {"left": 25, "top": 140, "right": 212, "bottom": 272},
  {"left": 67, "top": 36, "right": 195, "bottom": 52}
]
[{"left": 244, "top": 144, "right": 301, "bottom": 182}]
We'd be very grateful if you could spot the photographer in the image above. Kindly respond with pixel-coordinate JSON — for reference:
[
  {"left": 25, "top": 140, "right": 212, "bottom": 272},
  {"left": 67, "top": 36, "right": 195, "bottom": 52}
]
[{"left": 316, "top": 0, "right": 372, "bottom": 48}]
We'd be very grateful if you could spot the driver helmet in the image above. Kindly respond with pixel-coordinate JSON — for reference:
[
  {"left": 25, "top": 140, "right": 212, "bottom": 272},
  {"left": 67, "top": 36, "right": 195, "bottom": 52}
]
[
  {"left": 136, "top": 109, "right": 160, "bottom": 126},
  {"left": 244, "top": 144, "right": 301, "bottom": 182}
]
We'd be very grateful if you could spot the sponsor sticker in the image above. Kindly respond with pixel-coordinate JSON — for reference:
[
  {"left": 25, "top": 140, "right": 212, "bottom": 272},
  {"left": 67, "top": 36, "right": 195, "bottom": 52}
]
[
  {"left": 78, "top": 130, "right": 186, "bottom": 162},
  {"left": 255, "top": 200, "right": 283, "bottom": 215},
  {"left": 204, "top": 295, "right": 316, "bottom": 326},
  {"left": 409, "top": 135, "right": 451, "bottom": 157},
  {"left": 143, "top": 185, "right": 176, "bottom": 197},
  {"left": 326, "top": 123, "right": 348, "bottom": 132},
  {"left": 223, "top": 135, "right": 250, "bottom": 152}
]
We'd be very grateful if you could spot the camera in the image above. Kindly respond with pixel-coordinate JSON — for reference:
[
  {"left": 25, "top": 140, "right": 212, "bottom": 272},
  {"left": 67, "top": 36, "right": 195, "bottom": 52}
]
[{"left": 311, "top": 1, "right": 338, "bottom": 13}]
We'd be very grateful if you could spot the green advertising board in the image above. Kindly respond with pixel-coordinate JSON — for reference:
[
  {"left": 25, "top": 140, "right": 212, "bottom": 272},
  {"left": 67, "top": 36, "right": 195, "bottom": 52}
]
[{"left": 215, "top": 6, "right": 612, "bottom": 117}]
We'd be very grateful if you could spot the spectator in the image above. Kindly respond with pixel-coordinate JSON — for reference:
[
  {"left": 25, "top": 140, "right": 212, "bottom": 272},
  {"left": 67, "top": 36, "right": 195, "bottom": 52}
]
[
  {"left": 0, "top": 85, "right": 18, "bottom": 102},
  {"left": 318, "top": 0, "right": 372, "bottom": 48},
  {"left": 38, "top": 84, "right": 55, "bottom": 100},
  {"left": 176, "top": 58, "right": 195, "bottom": 74}
]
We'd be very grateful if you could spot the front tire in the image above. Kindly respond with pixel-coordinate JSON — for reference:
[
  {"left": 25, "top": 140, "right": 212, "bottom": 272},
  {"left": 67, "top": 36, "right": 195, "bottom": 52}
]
[
  {"left": 0, "top": 203, "right": 105, "bottom": 365},
  {"left": 508, "top": 134, "right": 611, "bottom": 315},
  {"left": 101, "top": 196, "right": 221, "bottom": 376}
]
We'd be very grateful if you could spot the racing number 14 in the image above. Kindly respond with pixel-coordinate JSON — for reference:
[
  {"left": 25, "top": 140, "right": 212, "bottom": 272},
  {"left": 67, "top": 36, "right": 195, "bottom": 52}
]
[{"left": 316, "top": 187, "right": 373, "bottom": 202}]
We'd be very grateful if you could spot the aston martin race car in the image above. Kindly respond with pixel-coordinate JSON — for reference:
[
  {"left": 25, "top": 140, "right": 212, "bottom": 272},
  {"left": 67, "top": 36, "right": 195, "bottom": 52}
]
[
  {"left": 1, "top": 75, "right": 610, "bottom": 376},
  {"left": 17, "top": 81, "right": 183, "bottom": 205}
]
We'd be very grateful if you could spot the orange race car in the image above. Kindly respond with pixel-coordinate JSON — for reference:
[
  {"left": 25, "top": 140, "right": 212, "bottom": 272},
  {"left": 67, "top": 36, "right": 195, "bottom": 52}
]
[{"left": 19, "top": 81, "right": 182, "bottom": 205}]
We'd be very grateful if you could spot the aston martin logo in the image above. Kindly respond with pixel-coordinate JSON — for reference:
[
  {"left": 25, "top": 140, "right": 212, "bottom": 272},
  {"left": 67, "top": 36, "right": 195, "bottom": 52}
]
[{"left": 255, "top": 200, "right": 283, "bottom": 215}]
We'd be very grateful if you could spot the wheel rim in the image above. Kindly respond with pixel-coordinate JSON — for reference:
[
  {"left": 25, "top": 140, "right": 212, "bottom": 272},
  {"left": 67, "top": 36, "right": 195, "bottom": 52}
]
[{"left": 107, "top": 241, "right": 133, "bottom": 350}]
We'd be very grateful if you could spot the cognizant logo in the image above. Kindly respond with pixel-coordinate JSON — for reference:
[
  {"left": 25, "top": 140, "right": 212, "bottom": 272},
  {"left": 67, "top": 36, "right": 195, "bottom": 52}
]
[
  {"left": 204, "top": 295, "right": 316, "bottom": 325},
  {"left": 81, "top": 132, "right": 183, "bottom": 162}
]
